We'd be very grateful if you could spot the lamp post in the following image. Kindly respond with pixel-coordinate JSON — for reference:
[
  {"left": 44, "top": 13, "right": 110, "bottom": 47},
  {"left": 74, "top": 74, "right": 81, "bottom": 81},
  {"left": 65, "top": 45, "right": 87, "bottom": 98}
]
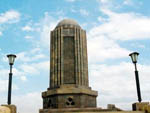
[
  {"left": 129, "top": 52, "right": 142, "bottom": 103},
  {"left": 7, "top": 54, "right": 16, "bottom": 105}
]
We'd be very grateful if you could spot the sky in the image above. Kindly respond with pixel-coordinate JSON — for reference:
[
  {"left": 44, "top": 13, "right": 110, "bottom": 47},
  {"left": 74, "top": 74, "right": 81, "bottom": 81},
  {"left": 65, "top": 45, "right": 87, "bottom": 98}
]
[{"left": 0, "top": 0, "right": 150, "bottom": 113}]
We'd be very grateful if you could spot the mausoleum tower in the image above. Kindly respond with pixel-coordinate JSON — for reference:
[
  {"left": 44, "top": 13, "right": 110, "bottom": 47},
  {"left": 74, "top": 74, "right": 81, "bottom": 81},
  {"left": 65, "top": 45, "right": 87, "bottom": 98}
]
[
  {"left": 50, "top": 19, "right": 89, "bottom": 88},
  {"left": 41, "top": 19, "right": 98, "bottom": 109}
]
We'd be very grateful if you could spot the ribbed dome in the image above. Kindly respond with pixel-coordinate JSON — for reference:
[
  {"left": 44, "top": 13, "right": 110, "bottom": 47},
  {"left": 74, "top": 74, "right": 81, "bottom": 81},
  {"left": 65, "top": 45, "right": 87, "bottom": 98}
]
[{"left": 56, "top": 19, "right": 80, "bottom": 27}]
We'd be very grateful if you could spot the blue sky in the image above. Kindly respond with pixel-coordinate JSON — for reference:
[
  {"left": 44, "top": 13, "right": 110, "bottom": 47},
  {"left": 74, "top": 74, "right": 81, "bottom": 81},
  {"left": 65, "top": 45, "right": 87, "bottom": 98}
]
[{"left": 0, "top": 0, "right": 150, "bottom": 113}]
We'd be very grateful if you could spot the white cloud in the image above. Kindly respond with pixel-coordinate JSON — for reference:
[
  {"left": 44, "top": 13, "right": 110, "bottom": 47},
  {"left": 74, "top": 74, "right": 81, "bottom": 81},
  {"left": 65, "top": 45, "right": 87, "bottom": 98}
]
[
  {"left": 65, "top": 0, "right": 76, "bottom": 2},
  {"left": 0, "top": 67, "right": 26, "bottom": 83},
  {"left": 22, "top": 25, "right": 34, "bottom": 31},
  {"left": 0, "top": 10, "right": 20, "bottom": 24},
  {"left": 94, "top": 8, "right": 150, "bottom": 41},
  {"left": 0, "top": 79, "right": 8, "bottom": 92},
  {"left": 87, "top": 6, "right": 150, "bottom": 108},
  {"left": 30, "top": 48, "right": 41, "bottom": 53},
  {"left": 0, "top": 79, "right": 18, "bottom": 93},
  {"left": 0, "top": 31, "right": 2, "bottom": 36},
  {"left": 80, "top": 9, "right": 89, "bottom": 16},
  {"left": 16, "top": 48, "right": 47, "bottom": 62},
  {"left": 10, "top": 49, "right": 49, "bottom": 80},
  {"left": 0, "top": 69, "right": 9, "bottom": 77},
  {"left": 19, "top": 61, "right": 49, "bottom": 76},
  {"left": 0, "top": 48, "right": 49, "bottom": 85},
  {"left": 130, "top": 43, "right": 145, "bottom": 48},
  {"left": 16, "top": 52, "right": 29, "bottom": 62},
  {"left": 20, "top": 76, "right": 27, "bottom": 81},
  {"left": 20, "top": 64, "right": 39, "bottom": 75},
  {"left": 87, "top": 30, "right": 130, "bottom": 63},
  {"left": 98, "top": 16, "right": 108, "bottom": 22},
  {"left": 123, "top": 0, "right": 133, "bottom": 5},
  {"left": 87, "top": 3, "right": 150, "bottom": 63},
  {"left": 24, "top": 35, "right": 33, "bottom": 39},
  {"left": 0, "top": 49, "right": 49, "bottom": 84},
  {"left": 37, "top": 12, "right": 61, "bottom": 48},
  {"left": 88, "top": 8, "right": 136, "bottom": 63},
  {"left": 98, "top": 0, "right": 110, "bottom": 3},
  {"left": 71, "top": 8, "right": 77, "bottom": 13},
  {"left": 97, "top": 0, "right": 114, "bottom": 9},
  {"left": 89, "top": 62, "right": 150, "bottom": 109},
  {"left": 21, "top": 12, "right": 63, "bottom": 48},
  {"left": 13, "top": 92, "right": 42, "bottom": 113}
]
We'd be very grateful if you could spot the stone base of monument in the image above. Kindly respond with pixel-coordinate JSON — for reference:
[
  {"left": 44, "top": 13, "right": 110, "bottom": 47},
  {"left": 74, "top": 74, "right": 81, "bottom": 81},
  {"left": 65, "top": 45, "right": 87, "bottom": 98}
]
[
  {"left": 42, "top": 85, "right": 98, "bottom": 109},
  {"left": 39, "top": 107, "right": 144, "bottom": 113},
  {"left": 40, "top": 102, "right": 150, "bottom": 113}
]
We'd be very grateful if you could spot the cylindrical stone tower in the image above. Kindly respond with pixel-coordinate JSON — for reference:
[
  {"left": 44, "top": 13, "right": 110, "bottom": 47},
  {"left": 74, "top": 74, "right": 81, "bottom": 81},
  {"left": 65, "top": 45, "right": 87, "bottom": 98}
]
[
  {"left": 50, "top": 19, "right": 89, "bottom": 88},
  {"left": 42, "top": 19, "right": 98, "bottom": 109}
]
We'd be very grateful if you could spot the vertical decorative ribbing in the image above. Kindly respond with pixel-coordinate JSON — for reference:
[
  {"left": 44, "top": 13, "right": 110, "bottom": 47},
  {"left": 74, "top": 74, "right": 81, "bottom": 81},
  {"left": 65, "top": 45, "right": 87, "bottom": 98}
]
[
  {"left": 77, "top": 28, "right": 81, "bottom": 85},
  {"left": 84, "top": 30, "right": 89, "bottom": 86},
  {"left": 81, "top": 30, "right": 86, "bottom": 86},
  {"left": 57, "top": 28, "right": 61, "bottom": 86},
  {"left": 74, "top": 27, "right": 78, "bottom": 85},
  {"left": 79, "top": 29, "right": 82, "bottom": 85},
  {"left": 54, "top": 30, "right": 58, "bottom": 87},
  {"left": 76, "top": 28, "right": 78, "bottom": 85},
  {"left": 83, "top": 30, "right": 87, "bottom": 86},
  {"left": 50, "top": 31, "right": 53, "bottom": 88},
  {"left": 79, "top": 29, "right": 83, "bottom": 85},
  {"left": 60, "top": 27, "right": 64, "bottom": 85},
  {"left": 50, "top": 26, "right": 89, "bottom": 87},
  {"left": 82, "top": 30, "right": 86, "bottom": 86},
  {"left": 51, "top": 31, "right": 55, "bottom": 88}
]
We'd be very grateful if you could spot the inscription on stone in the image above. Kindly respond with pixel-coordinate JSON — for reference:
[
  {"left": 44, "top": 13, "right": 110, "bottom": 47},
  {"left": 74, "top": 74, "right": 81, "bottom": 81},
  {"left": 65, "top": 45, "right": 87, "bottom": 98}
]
[
  {"left": 63, "top": 28, "right": 74, "bottom": 36},
  {"left": 63, "top": 36, "right": 75, "bottom": 84}
]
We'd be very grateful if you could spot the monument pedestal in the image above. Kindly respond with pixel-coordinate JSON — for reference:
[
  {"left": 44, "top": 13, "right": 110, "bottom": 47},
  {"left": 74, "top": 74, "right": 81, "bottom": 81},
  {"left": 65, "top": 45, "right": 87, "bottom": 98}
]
[
  {"left": 40, "top": 108, "right": 102, "bottom": 113},
  {"left": 42, "top": 85, "right": 98, "bottom": 109}
]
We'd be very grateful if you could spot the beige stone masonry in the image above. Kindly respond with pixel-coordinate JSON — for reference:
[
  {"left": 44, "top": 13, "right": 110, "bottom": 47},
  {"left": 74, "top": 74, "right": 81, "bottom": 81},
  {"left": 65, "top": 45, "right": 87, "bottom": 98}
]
[{"left": 1, "top": 105, "right": 16, "bottom": 113}]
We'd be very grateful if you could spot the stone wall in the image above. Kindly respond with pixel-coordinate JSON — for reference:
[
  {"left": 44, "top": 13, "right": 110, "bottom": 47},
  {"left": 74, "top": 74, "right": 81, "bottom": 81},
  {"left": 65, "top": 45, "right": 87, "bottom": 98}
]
[
  {"left": 39, "top": 107, "right": 145, "bottom": 113},
  {"left": 0, "top": 106, "right": 10, "bottom": 113},
  {"left": 0, "top": 105, "right": 16, "bottom": 113},
  {"left": 133, "top": 102, "right": 150, "bottom": 113}
]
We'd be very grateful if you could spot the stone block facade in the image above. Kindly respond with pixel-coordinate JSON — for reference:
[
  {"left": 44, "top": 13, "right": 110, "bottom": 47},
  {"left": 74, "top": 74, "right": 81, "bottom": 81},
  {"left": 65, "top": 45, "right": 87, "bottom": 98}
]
[
  {"left": 41, "top": 19, "right": 98, "bottom": 110},
  {"left": 42, "top": 85, "right": 97, "bottom": 109},
  {"left": 0, "top": 105, "right": 16, "bottom": 113},
  {"left": 132, "top": 102, "right": 150, "bottom": 113}
]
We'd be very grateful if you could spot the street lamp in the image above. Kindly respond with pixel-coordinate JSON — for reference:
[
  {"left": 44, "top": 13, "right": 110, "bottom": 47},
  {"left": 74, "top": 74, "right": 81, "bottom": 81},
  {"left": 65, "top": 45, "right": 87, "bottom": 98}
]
[
  {"left": 129, "top": 52, "right": 142, "bottom": 102},
  {"left": 7, "top": 54, "right": 16, "bottom": 105}
]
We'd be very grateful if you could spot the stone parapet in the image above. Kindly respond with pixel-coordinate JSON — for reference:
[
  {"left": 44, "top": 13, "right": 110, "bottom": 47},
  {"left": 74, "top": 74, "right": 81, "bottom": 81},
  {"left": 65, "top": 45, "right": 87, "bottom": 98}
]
[
  {"left": 132, "top": 102, "right": 150, "bottom": 113},
  {"left": 0, "top": 106, "right": 10, "bottom": 113},
  {"left": 132, "top": 102, "right": 149, "bottom": 111},
  {"left": 39, "top": 108, "right": 144, "bottom": 113},
  {"left": 0, "top": 105, "right": 16, "bottom": 113}
]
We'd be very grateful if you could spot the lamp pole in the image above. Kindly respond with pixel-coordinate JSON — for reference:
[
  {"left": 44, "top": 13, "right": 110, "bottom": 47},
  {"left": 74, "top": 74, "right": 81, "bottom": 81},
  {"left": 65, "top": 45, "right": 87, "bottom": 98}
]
[
  {"left": 7, "top": 54, "right": 16, "bottom": 105},
  {"left": 129, "top": 52, "right": 142, "bottom": 103}
]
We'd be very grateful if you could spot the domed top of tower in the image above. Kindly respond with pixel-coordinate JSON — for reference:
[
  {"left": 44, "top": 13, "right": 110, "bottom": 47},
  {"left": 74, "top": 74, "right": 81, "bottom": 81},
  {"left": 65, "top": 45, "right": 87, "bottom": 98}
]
[{"left": 56, "top": 19, "right": 80, "bottom": 28}]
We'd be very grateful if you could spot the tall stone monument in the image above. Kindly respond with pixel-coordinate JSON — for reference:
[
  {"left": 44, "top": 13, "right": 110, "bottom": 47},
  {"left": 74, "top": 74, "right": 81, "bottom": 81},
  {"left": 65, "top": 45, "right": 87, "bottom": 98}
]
[
  {"left": 40, "top": 19, "right": 150, "bottom": 113},
  {"left": 41, "top": 19, "right": 98, "bottom": 110}
]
